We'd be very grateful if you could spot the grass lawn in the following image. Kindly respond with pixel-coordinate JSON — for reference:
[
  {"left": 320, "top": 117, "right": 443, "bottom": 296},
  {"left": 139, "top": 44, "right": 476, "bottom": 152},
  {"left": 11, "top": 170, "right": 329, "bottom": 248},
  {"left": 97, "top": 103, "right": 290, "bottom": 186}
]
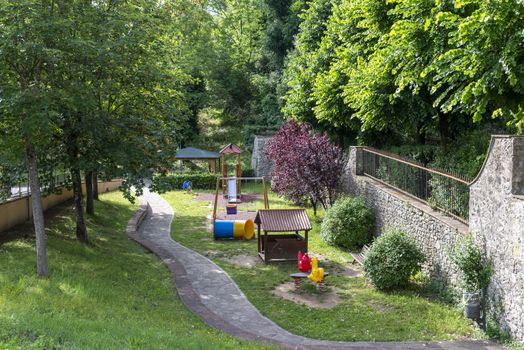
[
  {"left": 164, "top": 189, "right": 484, "bottom": 342},
  {"left": 0, "top": 192, "right": 273, "bottom": 350}
]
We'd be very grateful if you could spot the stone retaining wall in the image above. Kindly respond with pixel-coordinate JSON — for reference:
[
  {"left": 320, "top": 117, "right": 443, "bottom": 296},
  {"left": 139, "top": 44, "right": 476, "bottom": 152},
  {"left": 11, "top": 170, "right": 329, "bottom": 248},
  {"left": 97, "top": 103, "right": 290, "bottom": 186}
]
[
  {"left": 251, "top": 135, "right": 273, "bottom": 178},
  {"left": 469, "top": 136, "right": 524, "bottom": 341},
  {"left": 342, "top": 147, "right": 467, "bottom": 283},
  {"left": 344, "top": 136, "right": 524, "bottom": 343}
]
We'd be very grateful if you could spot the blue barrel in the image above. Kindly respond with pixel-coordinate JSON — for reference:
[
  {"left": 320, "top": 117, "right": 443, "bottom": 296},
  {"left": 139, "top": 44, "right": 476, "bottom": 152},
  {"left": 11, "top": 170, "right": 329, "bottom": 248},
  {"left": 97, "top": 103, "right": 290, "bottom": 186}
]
[{"left": 214, "top": 220, "right": 234, "bottom": 239}]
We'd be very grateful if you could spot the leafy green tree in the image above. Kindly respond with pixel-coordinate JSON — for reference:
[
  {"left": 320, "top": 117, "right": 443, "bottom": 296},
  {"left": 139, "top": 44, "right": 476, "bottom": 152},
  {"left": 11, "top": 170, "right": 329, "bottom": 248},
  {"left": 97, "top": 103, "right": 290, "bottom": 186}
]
[
  {"left": 1, "top": 0, "right": 194, "bottom": 246},
  {"left": 283, "top": 0, "right": 521, "bottom": 148},
  {"left": 0, "top": 0, "right": 60, "bottom": 275},
  {"left": 422, "top": 0, "right": 524, "bottom": 132}
]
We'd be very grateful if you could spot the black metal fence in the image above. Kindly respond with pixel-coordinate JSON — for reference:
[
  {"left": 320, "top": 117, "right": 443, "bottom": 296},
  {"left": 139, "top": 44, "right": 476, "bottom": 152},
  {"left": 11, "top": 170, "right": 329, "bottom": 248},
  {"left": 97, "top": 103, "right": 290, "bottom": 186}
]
[
  {"left": 360, "top": 147, "right": 472, "bottom": 222},
  {"left": 1, "top": 173, "right": 69, "bottom": 203}
]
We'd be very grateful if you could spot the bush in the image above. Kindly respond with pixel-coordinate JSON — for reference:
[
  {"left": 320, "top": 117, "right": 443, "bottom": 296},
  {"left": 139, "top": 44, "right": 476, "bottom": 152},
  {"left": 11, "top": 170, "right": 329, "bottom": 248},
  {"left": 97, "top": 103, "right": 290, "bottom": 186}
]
[
  {"left": 242, "top": 168, "right": 256, "bottom": 177},
  {"left": 319, "top": 196, "right": 373, "bottom": 249},
  {"left": 151, "top": 173, "right": 217, "bottom": 193},
  {"left": 364, "top": 227, "right": 425, "bottom": 290},
  {"left": 449, "top": 234, "right": 491, "bottom": 292}
]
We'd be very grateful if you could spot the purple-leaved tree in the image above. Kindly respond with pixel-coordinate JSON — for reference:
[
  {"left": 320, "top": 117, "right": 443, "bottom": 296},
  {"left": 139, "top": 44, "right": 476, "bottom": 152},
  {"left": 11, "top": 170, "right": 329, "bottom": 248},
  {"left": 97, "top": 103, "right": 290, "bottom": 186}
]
[{"left": 266, "top": 120, "right": 344, "bottom": 215}]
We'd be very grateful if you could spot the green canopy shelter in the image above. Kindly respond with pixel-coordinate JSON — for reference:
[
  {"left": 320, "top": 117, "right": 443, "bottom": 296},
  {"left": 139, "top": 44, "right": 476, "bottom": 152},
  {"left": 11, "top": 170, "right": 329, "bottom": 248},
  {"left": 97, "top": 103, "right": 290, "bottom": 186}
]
[{"left": 175, "top": 147, "right": 220, "bottom": 173}]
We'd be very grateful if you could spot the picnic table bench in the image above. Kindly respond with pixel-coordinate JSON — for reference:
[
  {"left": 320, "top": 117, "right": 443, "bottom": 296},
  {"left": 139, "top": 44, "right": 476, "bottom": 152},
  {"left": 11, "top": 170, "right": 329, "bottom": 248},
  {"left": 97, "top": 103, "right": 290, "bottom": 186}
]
[
  {"left": 290, "top": 271, "right": 329, "bottom": 291},
  {"left": 350, "top": 244, "right": 370, "bottom": 266}
]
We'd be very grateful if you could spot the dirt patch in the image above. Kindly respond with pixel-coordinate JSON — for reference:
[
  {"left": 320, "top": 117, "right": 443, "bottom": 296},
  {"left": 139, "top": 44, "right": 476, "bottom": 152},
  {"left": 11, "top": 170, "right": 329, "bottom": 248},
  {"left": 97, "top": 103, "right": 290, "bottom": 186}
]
[
  {"left": 272, "top": 282, "right": 343, "bottom": 309},
  {"left": 222, "top": 254, "right": 261, "bottom": 268}
]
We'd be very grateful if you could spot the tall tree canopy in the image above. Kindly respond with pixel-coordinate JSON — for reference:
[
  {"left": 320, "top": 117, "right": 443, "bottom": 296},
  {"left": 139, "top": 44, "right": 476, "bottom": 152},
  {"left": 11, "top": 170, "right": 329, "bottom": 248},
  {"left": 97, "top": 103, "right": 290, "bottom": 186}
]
[
  {"left": 282, "top": 0, "right": 523, "bottom": 147},
  {"left": 0, "top": 0, "right": 198, "bottom": 267}
]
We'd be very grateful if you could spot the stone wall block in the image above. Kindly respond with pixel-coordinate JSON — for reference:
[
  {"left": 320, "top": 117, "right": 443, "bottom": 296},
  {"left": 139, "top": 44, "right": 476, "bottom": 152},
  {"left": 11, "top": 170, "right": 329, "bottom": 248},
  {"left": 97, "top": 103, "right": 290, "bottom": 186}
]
[
  {"left": 251, "top": 135, "right": 274, "bottom": 178},
  {"left": 469, "top": 136, "right": 523, "bottom": 343},
  {"left": 511, "top": 137, "right": 524, "bottom": 195}
]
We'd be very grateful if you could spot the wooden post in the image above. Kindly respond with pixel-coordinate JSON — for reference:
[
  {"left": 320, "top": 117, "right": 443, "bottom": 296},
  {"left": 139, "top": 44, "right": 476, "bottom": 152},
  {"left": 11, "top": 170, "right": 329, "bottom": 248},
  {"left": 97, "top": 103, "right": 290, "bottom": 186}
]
[
  {"left": 221, "top": 154, "right": 227, "bottom": 195},
  {"left": 264, "top": 231, "right": 268, "bottom": 263},
  {"left": 257, "top": 224, "right": 261, "bottom": 255},
  {"left": 236, "top": 164, "right": 241, "bottom": 195},
  {"left": 305, "top": 230, "right": 309, "bottom": 253},
  {"left": 236, "top": 153, "right": 241, "bottom": 195},
  {"left": 262, "top": 177, "right": 269, "bottom": 209},
  {"left": 208, "top": 159, "right": 217, "bottom": 173},
  {"left": 212, "top": 177, "right": 220, "bottom": 239}
]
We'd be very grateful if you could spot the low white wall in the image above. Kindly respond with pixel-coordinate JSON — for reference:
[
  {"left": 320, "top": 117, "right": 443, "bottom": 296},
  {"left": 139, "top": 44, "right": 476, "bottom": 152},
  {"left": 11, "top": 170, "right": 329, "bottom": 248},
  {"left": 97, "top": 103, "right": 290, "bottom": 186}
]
[{"left": 0, "top": 180, "right": 123, "bottom": 233}]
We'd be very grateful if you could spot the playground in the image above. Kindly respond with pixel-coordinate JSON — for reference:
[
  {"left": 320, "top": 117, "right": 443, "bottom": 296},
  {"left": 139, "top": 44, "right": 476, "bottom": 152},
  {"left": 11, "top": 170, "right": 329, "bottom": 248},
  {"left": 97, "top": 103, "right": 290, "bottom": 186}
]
[
  {"left": 139, "top": 142, "right": 500, "bottom": 346},
  {"left": 161, "top": 187, "right": 483, "bottom": 342}
]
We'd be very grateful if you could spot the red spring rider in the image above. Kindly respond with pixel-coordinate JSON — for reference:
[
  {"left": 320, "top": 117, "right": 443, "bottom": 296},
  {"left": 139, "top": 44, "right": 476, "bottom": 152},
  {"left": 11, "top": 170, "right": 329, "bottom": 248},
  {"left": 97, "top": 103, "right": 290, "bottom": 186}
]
[{"left": 297, "top": 251, "right": 311, "bottom": 272}]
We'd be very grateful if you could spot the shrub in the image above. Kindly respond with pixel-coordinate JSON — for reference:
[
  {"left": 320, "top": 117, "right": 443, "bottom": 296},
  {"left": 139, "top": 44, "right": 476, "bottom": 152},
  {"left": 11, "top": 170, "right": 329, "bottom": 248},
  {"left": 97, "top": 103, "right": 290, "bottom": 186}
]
[
  {"left": 242, "top": 168, "right": 256, "bottom": 177},
  {"left": 449, "top": 234, "right": 491, "bottom": 292},
  {"left": 319, "top": 196, "right": 373, "bottom": 249},
  {"left": 364, "top": 227, "right": 425, "bottom": 290},
  {"left": 151, "top": 173, "right": 217, "bottom": 192}
]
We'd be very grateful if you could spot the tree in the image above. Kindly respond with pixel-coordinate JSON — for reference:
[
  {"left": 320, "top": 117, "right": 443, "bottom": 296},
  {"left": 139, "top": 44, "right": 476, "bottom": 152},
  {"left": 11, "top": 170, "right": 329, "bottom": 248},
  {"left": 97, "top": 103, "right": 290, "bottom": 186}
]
[
  {"left": 422, "top": 0, "right": 524, "bottom": 132},
  {"left": 1, "top": 0, "right": 194, "bottom": 246},
  {"left": 0, "top": 0, "right": 60, "bottom": 276},
  {"left": 282, "top": 0, "right": 521, "bottom": 149},
  {"left": 266, "top": 120, "right": 343, "bottom": 215},
  {"left": 282, "top": 0, "right": 338, "bottom": 125}
]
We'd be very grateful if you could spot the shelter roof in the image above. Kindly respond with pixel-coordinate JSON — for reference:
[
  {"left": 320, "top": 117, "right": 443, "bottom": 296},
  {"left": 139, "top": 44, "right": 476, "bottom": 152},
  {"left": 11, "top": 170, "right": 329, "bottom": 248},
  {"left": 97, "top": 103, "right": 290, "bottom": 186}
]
[
  {"left": 219, "top": 143, "right": 242, "bottom": 154},
  {"left": 175, "top": 147, "right": 220, "bottom": 159},
  {"left": 254, "top": 209, "right": 312, "bottom": 232}
]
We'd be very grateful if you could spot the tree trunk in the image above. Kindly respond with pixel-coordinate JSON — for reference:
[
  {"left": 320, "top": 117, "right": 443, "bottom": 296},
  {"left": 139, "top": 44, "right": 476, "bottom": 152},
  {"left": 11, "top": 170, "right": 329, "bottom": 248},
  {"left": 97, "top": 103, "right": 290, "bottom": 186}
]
[
  {"left": 71, "top": 167, "right": 88, "bottom": 243},
  {"left": 417, "top": 123, "right": 427, "bottom": 146},
  {"left": 93, "top": 171, "right": 99, "bottom": 200},
  {"left": 438, "top": 114, "right": 450, "bottom": 151},
  {"left": 25, "top": 138, "right": 49, "bottom": 277},
  {"left": 85, "top": 171, "right": 94, "bottom": 215},
  {"left": 311, "top": 197, "right": 318, "bottom": 216}
]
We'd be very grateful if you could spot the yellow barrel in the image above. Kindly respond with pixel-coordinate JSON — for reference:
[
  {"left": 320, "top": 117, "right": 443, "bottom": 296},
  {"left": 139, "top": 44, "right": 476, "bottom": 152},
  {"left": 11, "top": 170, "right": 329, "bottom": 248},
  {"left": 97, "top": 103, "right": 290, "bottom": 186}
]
[
  {"left": 243, "top": 219, "right": 255, "bottom": 240},
  {"left": 233, "top": 221, "right": 245, "bottom": 238},
  {"left": 231, "top": 219, "right": 255, "bottom": 240}
]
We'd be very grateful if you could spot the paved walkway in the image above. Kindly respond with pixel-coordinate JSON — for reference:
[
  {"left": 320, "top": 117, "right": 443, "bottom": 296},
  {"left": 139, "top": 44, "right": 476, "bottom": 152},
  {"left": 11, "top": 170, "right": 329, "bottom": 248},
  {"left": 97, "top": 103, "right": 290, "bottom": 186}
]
[{"left": 129, "top": 189, "right": 504, "bottom": 350}]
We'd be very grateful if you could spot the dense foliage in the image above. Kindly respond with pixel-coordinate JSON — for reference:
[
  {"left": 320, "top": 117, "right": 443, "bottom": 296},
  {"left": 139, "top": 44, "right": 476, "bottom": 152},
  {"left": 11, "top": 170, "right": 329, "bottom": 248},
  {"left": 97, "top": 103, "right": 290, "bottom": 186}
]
[
  {"left": 266, "top": 121, "right": 343, "bottom": 215},
  {"left": 364, "top": 227, "right": 426, "bottom": 290},
  {"left": 283, "top": 0, "right": 522, "bottom": 149},
  {"left": 0, "top": 0, "right": 219, "bottom": 270},
  {"left": 320, "top": 196, "right": 373, "bottom": 249},
  {"left": 449, "top": 234, "right": 492, "bottom": 292},
  {"left": 152, "top": 173, "right": 217, "bottom": 192}
]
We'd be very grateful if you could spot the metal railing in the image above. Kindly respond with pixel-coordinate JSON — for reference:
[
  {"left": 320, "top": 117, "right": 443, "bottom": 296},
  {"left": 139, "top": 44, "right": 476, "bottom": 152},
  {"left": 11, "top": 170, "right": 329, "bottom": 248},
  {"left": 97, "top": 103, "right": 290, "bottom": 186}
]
[
  {"left": 1, "top": 173, "right": 69, "bottom": 203},
  {"left": 360, "top": 147, "right": 472, "bottom": 222}
]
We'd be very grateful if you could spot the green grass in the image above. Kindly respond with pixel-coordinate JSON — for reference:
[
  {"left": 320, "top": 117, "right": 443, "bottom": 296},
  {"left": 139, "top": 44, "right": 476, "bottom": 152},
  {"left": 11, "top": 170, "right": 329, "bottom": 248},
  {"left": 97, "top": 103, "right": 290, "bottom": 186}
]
[
  {"left": 164, "top": 190, "right": 484, "bottom": 342},
  {"left": 0, "top": 192, "right": 274, "bottom": 350}
]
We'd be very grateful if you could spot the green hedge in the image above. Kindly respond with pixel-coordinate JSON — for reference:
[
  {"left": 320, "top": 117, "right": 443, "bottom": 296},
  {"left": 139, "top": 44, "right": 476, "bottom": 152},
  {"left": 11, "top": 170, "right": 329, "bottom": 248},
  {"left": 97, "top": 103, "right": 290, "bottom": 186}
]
[
  {"left": 320, "top": 196, "right": 374, "bottom": 249},
  {"left": 364, "top": 227, "right": 425, "bottom": 290},
  {"left": 152, "top": 173, "right": 217, "bottom": 192}
]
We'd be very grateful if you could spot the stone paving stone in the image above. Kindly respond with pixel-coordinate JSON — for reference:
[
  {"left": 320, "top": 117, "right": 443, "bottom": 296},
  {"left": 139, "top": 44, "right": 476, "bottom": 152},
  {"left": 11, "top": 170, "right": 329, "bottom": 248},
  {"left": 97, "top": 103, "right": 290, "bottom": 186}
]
[{"left": 129, "top": 188, "right": 506, "bottom": 350}]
